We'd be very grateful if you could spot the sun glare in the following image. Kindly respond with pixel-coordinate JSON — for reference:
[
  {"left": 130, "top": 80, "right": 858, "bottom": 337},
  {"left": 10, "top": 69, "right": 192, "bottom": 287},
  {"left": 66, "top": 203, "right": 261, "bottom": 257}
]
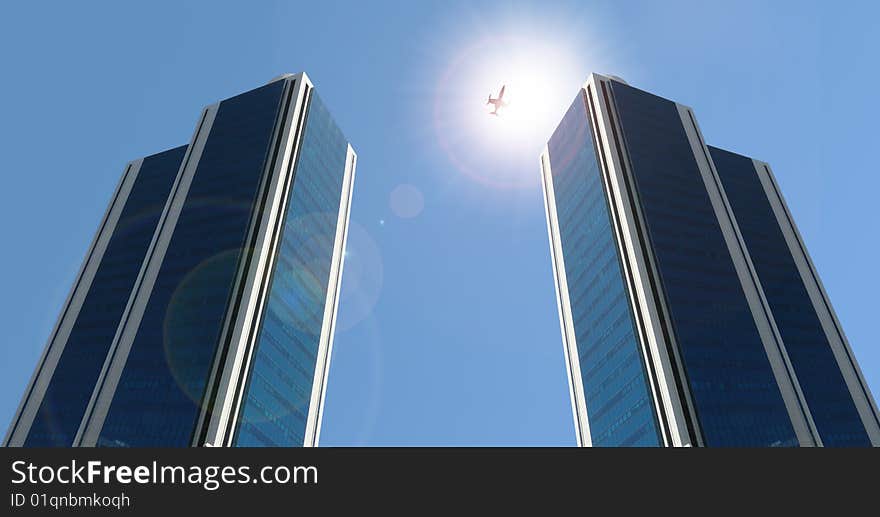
[
  {"left": 433, "top": 33, "right": 591, "bottom": 189},
  {"left": 474, "top": 41, "right": 578, "bottom": 142}
]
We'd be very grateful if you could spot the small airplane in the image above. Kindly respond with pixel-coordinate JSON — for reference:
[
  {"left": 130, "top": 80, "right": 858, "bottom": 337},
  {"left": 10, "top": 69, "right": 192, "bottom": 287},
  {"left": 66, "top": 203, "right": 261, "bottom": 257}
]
[{"left": 487, "top": 85, "right": 508, "bottom": 115}]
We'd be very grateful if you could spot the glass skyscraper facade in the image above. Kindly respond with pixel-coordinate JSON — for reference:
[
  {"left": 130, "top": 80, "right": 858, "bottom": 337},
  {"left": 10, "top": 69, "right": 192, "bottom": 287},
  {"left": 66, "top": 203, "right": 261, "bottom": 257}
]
[
  {"left": 235, "top": 93, "right": 351, "bottom": 447},
  {"left": 5, "top": 73, "right": 356, "bottom": 448},
  {"left": 710, "top": 146, "right": 878, "bottom": 447},
  {"left": 542, "top": 73, "right": 880, "bottom": 447},
  {"left": 16, "top": 147, "right": 186, "bottom": 447},
  {"left": 543, "top": 92, "right": 661, "bottom": 447}
]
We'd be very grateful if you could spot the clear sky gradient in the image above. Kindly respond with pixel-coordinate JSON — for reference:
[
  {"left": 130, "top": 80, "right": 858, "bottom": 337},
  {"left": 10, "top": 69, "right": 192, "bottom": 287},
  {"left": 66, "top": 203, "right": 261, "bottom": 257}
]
[{"left": 1, "top": 1, "right": 877, "bottom": 445}]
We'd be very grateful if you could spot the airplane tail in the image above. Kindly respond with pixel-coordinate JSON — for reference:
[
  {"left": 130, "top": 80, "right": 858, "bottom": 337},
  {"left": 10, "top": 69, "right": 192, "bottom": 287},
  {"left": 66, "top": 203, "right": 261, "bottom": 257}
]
[{"left": 487, "top": 95, "right": 492, "bottom": 104}]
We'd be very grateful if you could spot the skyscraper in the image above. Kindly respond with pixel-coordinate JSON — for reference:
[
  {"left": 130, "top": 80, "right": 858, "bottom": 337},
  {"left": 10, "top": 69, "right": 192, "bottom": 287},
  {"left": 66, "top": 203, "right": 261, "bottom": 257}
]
[
  {"left": 541, "top": 73, "right": 880, "bottom": 447},
  {"left": 5, "top": 73, "right": 356, "bottom": 448}
]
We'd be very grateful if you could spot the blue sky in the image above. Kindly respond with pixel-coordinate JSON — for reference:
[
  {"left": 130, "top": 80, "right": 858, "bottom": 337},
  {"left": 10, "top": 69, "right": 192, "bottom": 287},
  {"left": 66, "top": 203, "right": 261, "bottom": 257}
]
[{"left": 1, "top": 1, "right": 877, "bottom": 445}]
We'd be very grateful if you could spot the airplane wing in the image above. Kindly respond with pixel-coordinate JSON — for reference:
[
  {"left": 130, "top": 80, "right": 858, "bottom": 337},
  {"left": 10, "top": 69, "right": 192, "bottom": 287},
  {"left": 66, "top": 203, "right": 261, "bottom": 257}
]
[{"left": 498, "top": 85, "right": 506, "bottom": 101}]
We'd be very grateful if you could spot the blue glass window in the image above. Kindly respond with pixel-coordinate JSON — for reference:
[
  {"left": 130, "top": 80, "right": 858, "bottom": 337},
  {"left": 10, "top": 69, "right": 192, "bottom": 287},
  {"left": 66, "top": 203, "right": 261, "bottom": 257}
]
[
  {"left": 608, "top": 81, "right": 798, "bottom": 446},
  {"left": 710, "top": 146, "right": 870, "bottom": 446},
  {"left": 97, "top": 81, "right": 286, "bottom": 447},
  {"left": 235, "top": 93, "right": 349, "bottom": 446},
  {"left": 25, "top": 146, "right": 185, "bottom": 447},
  {"left": 548, "top": 91, "right": 661, "bottom": 446}
]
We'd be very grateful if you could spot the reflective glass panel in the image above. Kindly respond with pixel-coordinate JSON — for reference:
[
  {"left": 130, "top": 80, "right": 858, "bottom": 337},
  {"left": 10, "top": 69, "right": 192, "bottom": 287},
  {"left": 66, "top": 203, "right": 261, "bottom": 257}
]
[
  {"left": 235, "top": 93, "right": 349, "bottom": 446},
  {"left": 98, "top": 81, "right": 286, "bottom": 447},
  {"left": 548, "top": 91, "right": 661, "bottom": 446}
]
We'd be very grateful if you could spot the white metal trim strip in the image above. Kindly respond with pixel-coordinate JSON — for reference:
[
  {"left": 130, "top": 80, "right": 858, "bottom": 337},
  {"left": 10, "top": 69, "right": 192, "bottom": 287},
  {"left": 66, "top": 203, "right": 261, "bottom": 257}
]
[
  {"left": 307, "top": 143, "right": 357, "bottom": 447},
  {"left": 197, "top": 74, "right": 311, "bottom": 447},
  {"left": 540, "top": 146, "right": 592, "bottom": 447},
  {"left": 589, "top": 74, "right": 696, "bottom": 446}
]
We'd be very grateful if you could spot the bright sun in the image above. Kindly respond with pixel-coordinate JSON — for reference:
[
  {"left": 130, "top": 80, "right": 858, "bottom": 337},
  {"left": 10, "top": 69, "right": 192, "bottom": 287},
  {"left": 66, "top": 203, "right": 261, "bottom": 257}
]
[
  {"left": 475, "top": 41, "right": 578, "bottom": 141},
  {"left": 433, "top": 34, "right": 591, "bottom": 189}
]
